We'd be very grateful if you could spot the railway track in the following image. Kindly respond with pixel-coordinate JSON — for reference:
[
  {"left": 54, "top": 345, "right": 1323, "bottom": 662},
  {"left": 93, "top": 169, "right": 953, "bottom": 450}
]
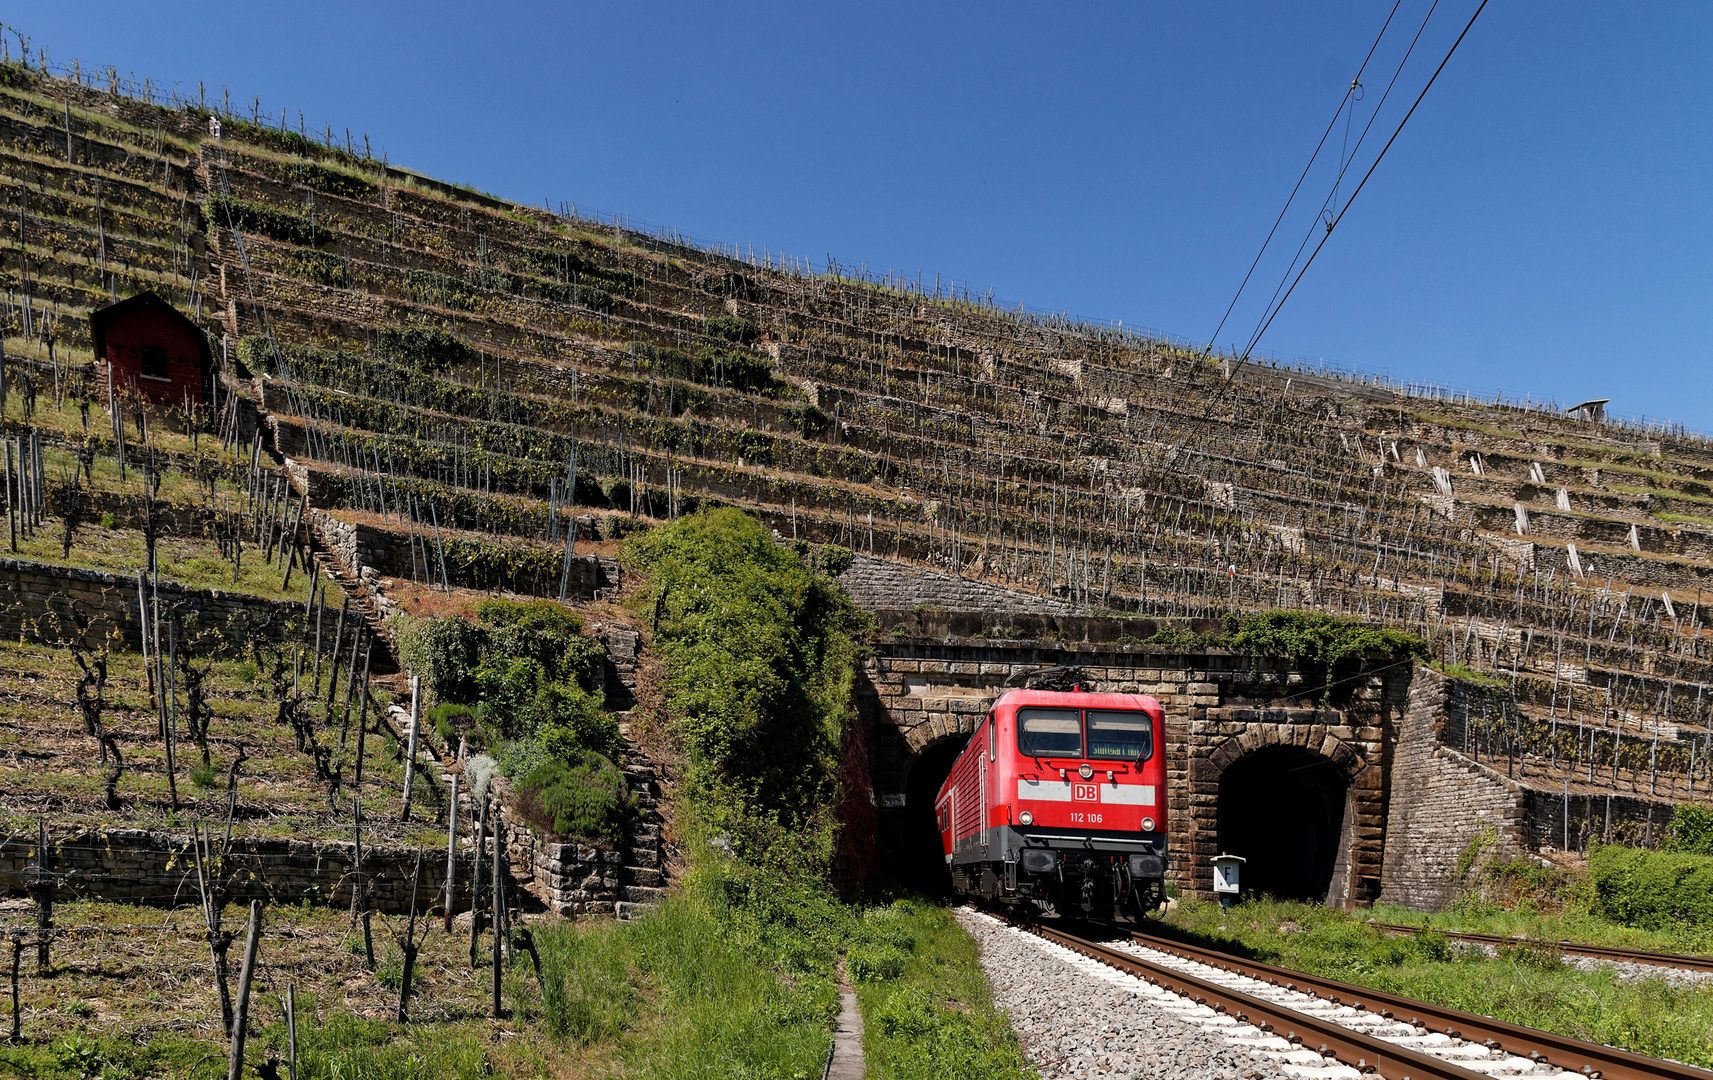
[
  {"left": 1364, "top": 923, "right": 1713, "bottom": 975},
  {"left": 976, "top": 906, "right": 1713, "bottom": 1080}
]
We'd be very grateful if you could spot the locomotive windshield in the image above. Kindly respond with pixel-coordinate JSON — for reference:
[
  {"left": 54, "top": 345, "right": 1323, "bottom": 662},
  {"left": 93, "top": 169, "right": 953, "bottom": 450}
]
[
  {"left": 1086, "top": 709, "right": 1153, "bottom": 761},
  {"left": 1016, "top": 708, "right": 1082, "bottom": 757}
]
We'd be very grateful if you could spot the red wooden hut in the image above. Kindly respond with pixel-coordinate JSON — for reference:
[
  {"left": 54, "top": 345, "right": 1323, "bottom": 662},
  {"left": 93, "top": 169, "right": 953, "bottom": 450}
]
[{"left": 89, "top": 291, "right": 213, "bottom": 406}]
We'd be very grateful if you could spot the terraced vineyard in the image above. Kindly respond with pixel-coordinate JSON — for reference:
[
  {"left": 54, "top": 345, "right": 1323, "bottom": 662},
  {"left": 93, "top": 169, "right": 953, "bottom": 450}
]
[{"left": 1, "top": 59, "right": 1710, "bottom": 839}]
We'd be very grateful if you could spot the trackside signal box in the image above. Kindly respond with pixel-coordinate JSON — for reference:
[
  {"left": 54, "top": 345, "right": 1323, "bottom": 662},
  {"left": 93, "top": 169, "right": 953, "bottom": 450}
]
[{"left": 1212, "top": 853, "right": 1245, "bottom": 908}]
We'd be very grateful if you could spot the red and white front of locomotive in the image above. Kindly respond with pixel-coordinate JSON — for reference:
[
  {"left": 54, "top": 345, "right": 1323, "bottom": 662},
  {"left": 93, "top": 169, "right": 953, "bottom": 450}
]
[{"left": 998, "top": 689, "right": 1166, "bottom": 836}]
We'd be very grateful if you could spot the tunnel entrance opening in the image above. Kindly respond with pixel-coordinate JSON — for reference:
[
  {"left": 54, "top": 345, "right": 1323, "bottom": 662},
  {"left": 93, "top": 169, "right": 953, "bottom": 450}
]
[
  {"left": 1217, "top": 746, "right": 1349, "bottom": 904},
  {"left": 897, "top": 737, "right": 971, "bottom": 896}
]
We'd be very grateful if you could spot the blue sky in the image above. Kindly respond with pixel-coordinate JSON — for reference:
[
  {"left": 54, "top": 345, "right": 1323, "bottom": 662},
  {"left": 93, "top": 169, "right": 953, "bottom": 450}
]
[{"left": 20, "top": 3, "right": 1712, "bottom": 428}]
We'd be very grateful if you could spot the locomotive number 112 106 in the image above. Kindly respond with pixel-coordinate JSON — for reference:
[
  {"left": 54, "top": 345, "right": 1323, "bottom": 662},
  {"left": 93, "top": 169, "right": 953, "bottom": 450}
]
[{"left": 1069, "top": 812, "right": 1103, "bottom": 824}]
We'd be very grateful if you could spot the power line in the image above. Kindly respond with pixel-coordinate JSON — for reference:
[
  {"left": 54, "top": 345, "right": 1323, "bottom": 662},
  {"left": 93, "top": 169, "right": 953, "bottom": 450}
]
[
  {"left": 1230, "top": 0, "right": 1490, "bottom": 379},
  {"left": 1203, "top": 0, "right": 1404, "bottom": 356},
  {"left": 1240, "top": 0, "right": 1445, "bottom": 362}
]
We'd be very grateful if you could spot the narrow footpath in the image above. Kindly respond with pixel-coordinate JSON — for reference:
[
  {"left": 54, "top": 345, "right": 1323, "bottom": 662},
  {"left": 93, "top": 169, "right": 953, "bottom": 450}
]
[{"left": 827, "top": 986, "right": 865, "bottom": 1079}]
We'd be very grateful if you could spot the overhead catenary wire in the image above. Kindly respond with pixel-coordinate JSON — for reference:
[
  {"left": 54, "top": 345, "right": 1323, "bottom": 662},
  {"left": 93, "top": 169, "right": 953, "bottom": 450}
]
[
  {"left": 1203, "top": 0, "right": 1405, "bottom": 355},
  {"left": 1230, "top": 0, "right": 1490, "bottom": 378},
  {"left": 1239, "top": 0, "right": 1445, "bottom": 363}
]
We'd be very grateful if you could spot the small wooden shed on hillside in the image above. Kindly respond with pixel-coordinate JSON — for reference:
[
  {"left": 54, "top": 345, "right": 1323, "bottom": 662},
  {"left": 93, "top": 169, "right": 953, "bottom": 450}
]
[{"left": 89, "top": 291, "right": 213, "bottom": 406}]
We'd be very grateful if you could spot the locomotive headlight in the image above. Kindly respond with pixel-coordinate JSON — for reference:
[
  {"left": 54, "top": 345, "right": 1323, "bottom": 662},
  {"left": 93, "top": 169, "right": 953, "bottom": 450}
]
[
  {"left": 1140, "top": 816, "right": 1156, "bottom": 833},
  {"left": 1018, "top": 810, "right": 1034, "bottom": 826},
  {"left": 1077, "top": 763, "right": 1094, "bottom": 780}
]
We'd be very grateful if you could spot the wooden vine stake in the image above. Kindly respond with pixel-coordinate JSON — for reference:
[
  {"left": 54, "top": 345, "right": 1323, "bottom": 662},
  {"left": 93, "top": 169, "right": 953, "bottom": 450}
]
[
  {"left": 285, "top": 983, "right": 298, "bottom": 1080},
  {"left": 352, "top": 798, "right": 375, "bottom": 969},
  {"left": 30, "top": 819, "right": 51, "bottom": 976},
  {"left": 492, "top": 810, "right": 504, "bottom": 1019},
  {"left": 8, "top": 931, "right": 21, "bottom": 1042},
  {"left": 396, "top": 850, "right": 429, "bottom": 1021},
  {"left": 469, "top": 793, "right": 487, "bottom": 967},
  {"left": 225, "top": 900, "right": 262, "bottom": 1080},
  {"left": 400, "top": 676, "right": 422, "bottom": 821},
  {"left": 443, "top": 737, "right": 463, "bottom": 932}
]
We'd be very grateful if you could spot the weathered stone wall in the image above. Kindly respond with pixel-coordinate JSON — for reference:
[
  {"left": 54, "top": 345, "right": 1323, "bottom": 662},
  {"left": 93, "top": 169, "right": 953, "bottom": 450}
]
[
  {"left": 307, "top": 508, "right": 619, "bottom": 621},
  {"left": 1522, "top": 788, "right": 1678, "bottom": 852},
  {"left": 0, "top": 556, "right": 320, "bottom": 652},
  {"left": 0, "top": 828, "right": 473, "bottom": 914},
  {"left": 498, "top": 742, "right": 670, "bottom": 919},
  {"left": 839, "top": 554, "right": 1084, "bottom": 617},
  {"left": 857, "top": 629, "right": 1403, "bottom": 903},
  {"left": 1377, "top": 669, "right": 1529, "bottom": 911}
]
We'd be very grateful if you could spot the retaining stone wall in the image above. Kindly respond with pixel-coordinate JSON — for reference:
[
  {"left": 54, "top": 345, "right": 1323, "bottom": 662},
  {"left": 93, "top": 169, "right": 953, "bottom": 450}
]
[
  {"left": 497, "top": 744, "right": 670, "bottom": 919},
  {"left": 1377, "top": 668, "right": 1528, "bottom": 911},
  {"left": 307, "top": 508, "right": 618, "bottom": 621},
  {"left": 0, "top": 828, "right": 474, "bottom": 914},
  {"left": 0, "top": 556, "right": 319, "bottom": 652},
  {"left": 839, "top": 554, "right": 1084, "bottom": 616}
]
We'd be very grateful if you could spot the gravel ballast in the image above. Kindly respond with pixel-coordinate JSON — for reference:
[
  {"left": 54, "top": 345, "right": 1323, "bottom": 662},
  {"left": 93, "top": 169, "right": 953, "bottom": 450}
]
[{"left": 956, "top": 908, "right": 1298, "bottom": 1080}]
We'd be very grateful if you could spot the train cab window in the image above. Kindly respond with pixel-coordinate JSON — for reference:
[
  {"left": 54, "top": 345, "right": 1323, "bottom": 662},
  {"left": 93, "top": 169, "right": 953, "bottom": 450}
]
[
  {"left": 1086, "top": 709, "right": 1153, "bottom": 762},
  {"left": 936, "top": 800, "right": 951, "bottom": 833},
  {"left": 1016, "top": 707, "right": 1082, "bottom": 757},
  {"left": 987, "top": 718, "right": 996, "bottom": 761}
]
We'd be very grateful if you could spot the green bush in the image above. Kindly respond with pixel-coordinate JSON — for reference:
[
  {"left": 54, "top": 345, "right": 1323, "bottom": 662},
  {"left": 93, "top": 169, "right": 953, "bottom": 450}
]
[
  {"left": 696, "top": 344, "right": 777, "bottom": 394},
  {"left": 817, "top": 544, "right": 855, "bottom": 578},
  {"left": 429, "top": 702, "right": 480, "bottom": 748},
  {"left": 624, "top": 508, "right": 871, "bottom": 858},
  {"left": 395, "top": 615, "right": 483, "bottom": 703},
  {"left": 1663, "top": 803, "right": 1713, "bottom": 856},
  {"left": 1589, "top": 844, "right": 1713, "bottom": 928},
  {"left": 281, "top": 248, "right": 346, "bottom": 286},
  {"left": 1225, "top": 610, "right": 1427, "bottom": 704},
  {"left": 474, "top": 655, "right": 548, "bottom": 733},
  {"left": 703, "top": 314, "right": 756, "bottom": 344},
  {"left": 513, "top": 752, "right": 637, "bottom": 845},
  {"left": 604, "top": 513, "right": 651, "bottom": 540},
  {"left": 627, "top": 341, "right": 779, "bottom": 395},
  {"left": 477, "top": 598, "right": 601, "bottom": 689},
  {"left": 847, "top": 942, "right": 908, "bottom": 983},
  {"left": 379, "top": 325, "right": 477, "bottom": 372},
  {"left": 789, "top": 402, "right": 831, "bottom": 439},
  {"left": 536, "top": 683, "right": 624, "bottom": 761}
]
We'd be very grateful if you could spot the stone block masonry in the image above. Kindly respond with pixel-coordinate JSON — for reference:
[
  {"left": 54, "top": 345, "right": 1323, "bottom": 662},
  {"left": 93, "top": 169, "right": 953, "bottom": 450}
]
[
  {"left": 307, "top": 507, "right": 619, "bottom": 624},
  {"left": 1377, "top": 668, "right": 1529, "bottom": 911},
  {"left": 839, "top": 554, "right": 1084, "bottom": 617},
  {"left": 0, "top": 829, "right": 471, "bottom": 915},
  {"left": 856, "top": 627, "right": 1403, "bottom": 905},
  {"left": 497, "top": 740, "right": 672, "bottom": 919},
  {"left": 0, "top": 556, "right": 321, "bottom": 653}
]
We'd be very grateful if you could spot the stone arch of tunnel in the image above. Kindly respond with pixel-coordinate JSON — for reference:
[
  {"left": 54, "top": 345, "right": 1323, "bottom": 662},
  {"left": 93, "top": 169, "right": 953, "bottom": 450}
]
[{"left": 1208, "top": 738, "right": 1368, "bottom": 905}]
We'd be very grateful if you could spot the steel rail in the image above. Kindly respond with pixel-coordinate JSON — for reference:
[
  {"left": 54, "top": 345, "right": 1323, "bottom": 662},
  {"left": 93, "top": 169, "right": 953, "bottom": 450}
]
[
  {"left": 1366, "top": 923, "right": 1713, "bottom": 975},
  {"left": 1013, "top": 919, "right": 1494, "bottom": 1080},
  {"left": 1125, "top": 927, "right": 1713, "bottom": 1080}
]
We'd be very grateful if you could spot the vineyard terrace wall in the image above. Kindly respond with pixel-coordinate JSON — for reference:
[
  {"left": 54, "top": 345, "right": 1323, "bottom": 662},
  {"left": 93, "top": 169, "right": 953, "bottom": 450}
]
[{"left": 0, "top": 555, "right": 325, "bottom": 652}]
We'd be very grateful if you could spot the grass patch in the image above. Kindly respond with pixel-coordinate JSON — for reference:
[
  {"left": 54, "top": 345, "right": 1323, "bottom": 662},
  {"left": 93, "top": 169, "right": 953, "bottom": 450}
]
[{"left": 856, "top": 900, "right": 1032, "bottom": 1079}]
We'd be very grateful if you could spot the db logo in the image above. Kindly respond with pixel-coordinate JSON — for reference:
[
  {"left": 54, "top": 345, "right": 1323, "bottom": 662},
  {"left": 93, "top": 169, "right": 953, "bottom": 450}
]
[{"left": 1072, "top": 783, "right": 1098, "bottom": 802}]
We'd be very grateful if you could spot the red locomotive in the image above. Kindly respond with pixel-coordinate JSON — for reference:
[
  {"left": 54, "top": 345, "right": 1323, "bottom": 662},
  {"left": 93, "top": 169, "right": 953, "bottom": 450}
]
[{"left": 935, "top": 686, "right": 1168, "bottom": 918}]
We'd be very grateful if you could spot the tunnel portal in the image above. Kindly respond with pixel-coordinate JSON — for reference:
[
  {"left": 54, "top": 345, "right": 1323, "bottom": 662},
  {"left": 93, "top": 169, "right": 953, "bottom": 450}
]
[
  {"left": 897, "top": 737, "right": 970, "bottom": 896},
  {"left": 1216, "top": 745, "right": 1351, "bottom": 904}
]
